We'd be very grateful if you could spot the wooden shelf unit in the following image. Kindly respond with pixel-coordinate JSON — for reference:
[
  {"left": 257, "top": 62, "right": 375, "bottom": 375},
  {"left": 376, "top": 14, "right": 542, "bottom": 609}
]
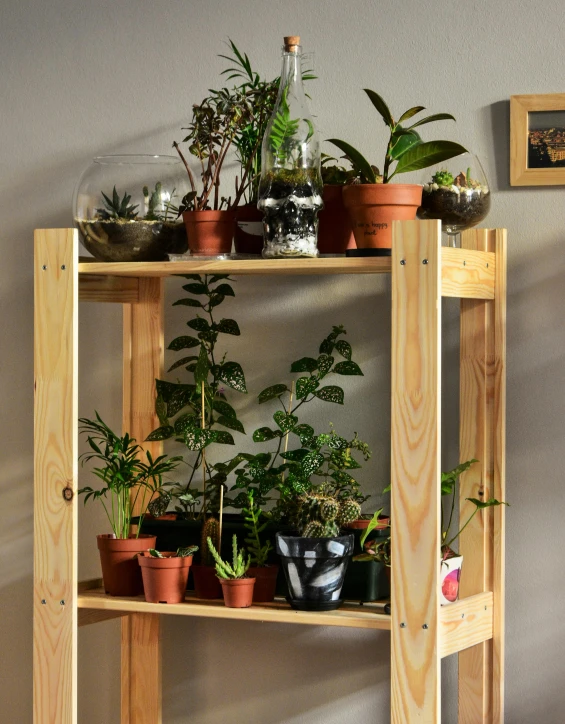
[{"left": 34, "top": 220, "right": 506, "bottom": 723}]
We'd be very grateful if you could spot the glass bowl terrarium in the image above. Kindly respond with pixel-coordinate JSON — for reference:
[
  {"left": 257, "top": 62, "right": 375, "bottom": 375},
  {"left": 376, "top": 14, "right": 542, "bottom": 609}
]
[
  {"left": 416, "top": 152, "right": 491, "bottom": 246},
  {"left": 73, "top": 155, "right": 189, "bottom": 262}
]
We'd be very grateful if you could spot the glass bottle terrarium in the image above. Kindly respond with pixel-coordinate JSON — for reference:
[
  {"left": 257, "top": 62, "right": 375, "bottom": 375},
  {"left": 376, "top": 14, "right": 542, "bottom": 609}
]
[
  {"left": 73, "top": 155, "right": 189, "bottom": 262},
  {"left": 258, "top": 36, "right": 323, "bottom": 258},
  {"left": 416, "top": 152, "right": 491, "bottom": 247}
]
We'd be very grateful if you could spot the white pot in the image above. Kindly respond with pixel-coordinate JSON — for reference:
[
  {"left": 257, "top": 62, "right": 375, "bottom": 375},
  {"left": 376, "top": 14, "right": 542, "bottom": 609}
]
[{"left": 440, "top": 555, "right": 463, "bottom": 605}]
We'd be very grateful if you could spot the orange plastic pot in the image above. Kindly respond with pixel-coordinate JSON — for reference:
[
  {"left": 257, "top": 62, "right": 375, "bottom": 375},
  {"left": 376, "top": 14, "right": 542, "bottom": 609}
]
[
  {"left": 344, "top": 516, "right": 390, "bottom": 531},
  {"left": 191, "top": 564, "right": 222, "bottom": 599},
  {"left": 183, "top": 210, "right": 235, "bottom": 255},
  {"left": 342, "top": 184, "right": 422, "bottom": 250},
  {"left": 97, "top": 534, "right": 156, "bottom": 597},
  {"left": 219, "top": 577, "right": 256, "bottom": 608},
  {"left": 138, "top": 552, "right": 193, "bottom": 604},
  {"left": 247, "top": 565, "right": 279, "bottom": 603},
  {"left": 317, "top": 185, "right": 355, "bottom": 254},
  {"left": 234, "top": 204, "right": 264, "bottom": 254}
]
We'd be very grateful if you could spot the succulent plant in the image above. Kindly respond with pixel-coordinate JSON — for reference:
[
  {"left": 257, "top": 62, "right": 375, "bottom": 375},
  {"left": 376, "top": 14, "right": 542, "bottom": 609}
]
[
  {"left": 148, "top": 545, "right": 198, "bottom": 558},
  {"left": 295, "top": 491, "right": 359, "bottom": 538},
  {"left": 201, "top": 516, "right": 219, "bottom": 566},
  {"left": 336, "top": 498, "right": 362, "bottom": 527},
  {"left": 432, "top": 170, "right": 455, "bottom": 187},
  {"left": 207, "top": 533, "right": 251, "bottom": 579},
  {"left": 96, "top": 186, "right": 139, "bottom": 220},
  {"left": 143, "top": 182, "right": 162, "bottom": 221}
]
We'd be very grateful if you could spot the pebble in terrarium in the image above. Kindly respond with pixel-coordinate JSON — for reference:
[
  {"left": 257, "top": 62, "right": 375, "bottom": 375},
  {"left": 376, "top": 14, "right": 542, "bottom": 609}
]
[{"left": 258, "top": 36, "right": 323, "bottom": 258}]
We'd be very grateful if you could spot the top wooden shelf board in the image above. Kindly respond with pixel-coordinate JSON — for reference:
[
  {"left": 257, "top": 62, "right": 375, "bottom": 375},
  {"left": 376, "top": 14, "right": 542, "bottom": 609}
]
[{"left": 78, "top": 246, "right": 496, "bottom": 301}]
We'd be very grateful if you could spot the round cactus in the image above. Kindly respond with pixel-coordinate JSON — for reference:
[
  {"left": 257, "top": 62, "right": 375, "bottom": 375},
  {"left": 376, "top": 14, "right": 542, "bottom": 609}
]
[
  {"left": 303, "top": 520, "right": 326, "bottom": 537},
  {"left": 337, "top": 498, "right": 362, "bottom": 527},
  {"left": 432, "top": 169, "right": 454, "bottom": 187},
  {"left": 320, "top": 496, "right": 339, "bottom": 523},
  {"left": 201, "top": 516, "right": 219, "bottom": 566}
]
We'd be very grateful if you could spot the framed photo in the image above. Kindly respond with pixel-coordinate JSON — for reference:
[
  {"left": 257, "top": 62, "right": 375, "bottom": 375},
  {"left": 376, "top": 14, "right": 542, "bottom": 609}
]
[{"left": 510, "top": 93, "right": 565, "bottom": 185}]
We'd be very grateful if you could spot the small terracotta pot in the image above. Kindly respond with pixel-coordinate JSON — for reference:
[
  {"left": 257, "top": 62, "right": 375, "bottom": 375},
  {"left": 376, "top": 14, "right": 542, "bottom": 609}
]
[
  {"left": 183, "top": 210, "right": 235, "bottom": 255},
  {"left": 219, "top": 577, "right": 256, "bottom": 608},
  {"left": 345, "top": 516, "right": 390, "bottom": 531},
  {"left": 234, "top": 204, "right": 264, "bottom": 254},
  {"left": 191, "top": 564, "right": 222, "bottom": 600},
  {"left": 97, "top": 534, "right": 156, "bottom": 597},
  {"left": 247, "top": 565, "right": 279, "bottom": 603},
  {"left": 342, "top": 184, "right": 423, "bottom": 250},
  {"left": 138, "top": 552, "right": 193, "bottom": 604},
  {"left": 317, "top": 185, "right": 355, "bottom": 254}
]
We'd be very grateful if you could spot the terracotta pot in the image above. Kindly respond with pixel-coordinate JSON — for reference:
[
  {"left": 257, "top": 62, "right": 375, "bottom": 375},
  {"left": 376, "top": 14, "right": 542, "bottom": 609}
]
[
  {"left": 219, "top": 577, "right": 256, "bottom": 608},
  {"left": 345, "top": 516, "right": 390, "bottom": 531},
  {"left": 234, "top": 204, "right": 264, "bottom": 255},
  {"left": 342, "top": 184, "right": 422, "bottom": 250},
  {"left": 317, "top": 185, "right": 355, "bottom": 254},
  {"left": 247, "top": 565, "right": 279, "bottom": 603},
  {"left": 191, "top": 564, "right": 222, "bottom": 600},
  {"left": 97, "top": 534, "right": 156, "bottom": 597},
  {"left": 138, "top": 552, "right": 193, "bottom": 604},
  {"left": 183, "top": 210, "right": 235, "bottom": 255}
]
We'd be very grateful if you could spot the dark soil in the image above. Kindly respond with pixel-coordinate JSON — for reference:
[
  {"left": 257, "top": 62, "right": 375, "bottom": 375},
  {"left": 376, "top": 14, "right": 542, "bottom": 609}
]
[{"left": 418, "top": 188, "right": 491, "bottom": 233}]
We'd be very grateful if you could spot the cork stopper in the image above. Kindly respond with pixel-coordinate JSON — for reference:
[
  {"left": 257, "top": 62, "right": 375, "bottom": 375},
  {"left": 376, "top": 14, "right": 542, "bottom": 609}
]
[{"left": 284, "top": 36, "right": 301, "bottom": 52}]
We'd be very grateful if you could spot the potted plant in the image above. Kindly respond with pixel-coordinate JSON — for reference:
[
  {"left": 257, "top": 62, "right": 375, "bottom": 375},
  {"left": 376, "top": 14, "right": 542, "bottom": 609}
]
[
  {"left": 207, "top": 534, "right": 255, "bottom": 608},
  {"left": 138, "top": 545, "right": 198, "bottom": 604},
  {"left": 276, "top": 490, "right": 357, "bottom": 611},
  {"left": 317, "top": 154, "right": 357, "bottom": 254},
  {"left": 242, "top": 493, "right": 279, "bottom": 603},
  {"left": 78, "top": 413, "right": 182, "bottom": 596},
  {"left": 328, "top": 91, "right": 467, "bottom": 253},
  {"left": 191, "top": 516, "right": 223, "bottom": 600}
]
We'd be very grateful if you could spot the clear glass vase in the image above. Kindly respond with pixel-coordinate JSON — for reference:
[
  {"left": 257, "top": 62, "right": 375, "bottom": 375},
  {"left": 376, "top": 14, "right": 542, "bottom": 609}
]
[
  {"left": 416, "top": 152, "right": 491, "bottom": 247},
  {"left": 73, "top": 155, "right": 189, "bottom": 261},
  {"left": 258, "top": 37, "right": 323, "bottom": 258}
]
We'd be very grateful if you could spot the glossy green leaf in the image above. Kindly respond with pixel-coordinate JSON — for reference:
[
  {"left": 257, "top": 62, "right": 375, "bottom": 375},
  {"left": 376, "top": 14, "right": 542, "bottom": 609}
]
[
  {"left": 167, "top": 388, "right": 193, "bottom": 417},
  {"left": 397, "top": 106, "right": 425, "bottom": 124},
  {"left": 174, "top": 413, "right": 199, "bottom": 434},
  {"left": 182, "top": 282, "right": 208, "bottom": 294},
  {"left": 406, "top": 112, "right": 456, "bottom": 130},
  {"left": 213, "top": 283, "right": 235, "bottom": 297},
  {"left": 301, "top": 451, "right": 324, "bottom": 476},
  {"left": 208, "top": 430, "right": 235, "bottom": 445},
  {"left": 208, "top": 294, "right": 225, "bottom": 308},
  {"left": 145, "top": 425, "right": 175, "bottom": 441},
  {"left": 167, "top": 355, "right": 198, "bottom": 372},
  {"left": 314, "top": 385, "right": 344, "bottom": 404},
  {"left": 296, "top": 376, "right": 319, "bottom": 399},
  {"left": 183, "top": 427, "right": 212, "bottom": 451},
  {"left": 391, "top": 141, "right": 467, "bottom": 177},
  {"left": 317, "top": 354, "right": 334, "bottom": 378},
  {"left": 326, "top": 138, "right": 377, "bottom": 184},
  {"left": 363, "top": 88, "right": 394, "bottom": 127},
  {"left": 213, "top": 400, "right": 237, "bottom": 419},
  {"left": 218, "top": 361, "right": 247, "bottom": 393},
  {"left": 216, "top": 318, "right": 240, "bottom": 335},
  {"left": 168, "top": 335, "right": 200, "bottom": 351},
  {"left": 208, "top": 274, "right": 231, "bottom": 284},
  {"left": 290, "top": 357, "right": 318, "bottom": 373},
  {"left": 333, "top": 361, "right": 364, "bottom": 376},
  {"left": 389, "top": 130, "right": 421, "bottom": 160},
  {"left": 273, "top": 411, "right": 298, "bottom": 433},
  {"left": 280, "top": 448, "right": 310, "bottom": 461},
  {"left": 335, "top": 340, "right": 352, "bottom": 360},
  {"left": 258, "top": 384, "right": 288, "bottom": 404},
  {"left": 217, "top": 415, "right": 245, "bottom": 434},
  {"left": 187, "top": 317, "right": 210, "bottom": 332},
  {"left": 292, "top": 423, "right": 315, "bottom": 445},
  {"left": 155, "top": 395, "right": 168, "bottom": 426},
  {"left": 466, "top": 497, "right": 508, "bottom": 509},
  {"left": 194, "top": 344, "right": 209, "bottom": 388},
  {"left": 173, "top": 298, "right": 202, "bottom": 308}
]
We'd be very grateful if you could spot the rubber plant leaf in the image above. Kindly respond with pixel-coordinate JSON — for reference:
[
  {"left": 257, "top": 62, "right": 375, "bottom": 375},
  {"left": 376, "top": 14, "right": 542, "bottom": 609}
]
[
  {"left": 397, "top": 106, "right": 426, "bottom": 124},
  {"left": 326, "top": 138, "right": 377, "bottom": 184},
  {"left": 406, "top": 112, "right": 456, "bottom": 130},
  {"left": 363, "top": 89, "right": 394, "bottom": 127},
  {"left": 391, "top": 141, "right": 467, "bottom": 177}
]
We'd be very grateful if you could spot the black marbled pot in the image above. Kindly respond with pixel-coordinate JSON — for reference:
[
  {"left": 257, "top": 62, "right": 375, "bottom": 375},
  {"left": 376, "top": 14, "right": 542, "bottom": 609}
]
[{"left": 276, "top": 533, "right": 354, "bottom": 611}]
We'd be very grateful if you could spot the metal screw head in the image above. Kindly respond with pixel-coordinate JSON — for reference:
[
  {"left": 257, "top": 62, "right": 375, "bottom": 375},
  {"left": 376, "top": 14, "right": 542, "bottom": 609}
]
[
  {"left": 61, "top": 264, "right": 66, "bottom": 270},
  {"left": 60, "top": 600, "right": 65, "bottom": 606},
  {"left": 422, "top": 623, "right": 429, "bottom": 629},
  {"left": 461, "top": 613, "right": 465, "bottom": 619},
  {"left": 463, "top": 260, "right": 466, "bottom": 266},
  {"left": 422, "top": 259, "right": 428, "bottom": 265},
  {"left": 42, "top": 265, "right": 47, "bottom": 271},
  {"left": 400, "top": 259, "right": 406, "bottom": 265},
  {"left": 41, "top": 599, "right": 46, "bottom": 605},
  {"left": 486, "top": 263, "right": 489, "bottom": 268},
  {"left": 400, "top": 622, "right": 406, "bottom": 628}
]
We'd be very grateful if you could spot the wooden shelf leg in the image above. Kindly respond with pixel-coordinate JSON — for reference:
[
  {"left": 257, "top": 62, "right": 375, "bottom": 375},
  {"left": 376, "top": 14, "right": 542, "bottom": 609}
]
[
  {"left": 391, "top": 220, "right": 442, "bottom": 723},
  {"left": 121, "top": 278, "right": 164, "bottom": 724},
  {"left": 459, "top": 230, "right": 506, "bottom": 723},
  {"left": 34, "top": 229, "right": 79, "bottom": 723}
]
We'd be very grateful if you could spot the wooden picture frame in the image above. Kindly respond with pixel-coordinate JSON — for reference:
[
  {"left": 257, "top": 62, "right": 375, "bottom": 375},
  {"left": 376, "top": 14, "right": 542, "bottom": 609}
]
[{"left": 510, "top": 93, "right": 565, "bottom": 185}]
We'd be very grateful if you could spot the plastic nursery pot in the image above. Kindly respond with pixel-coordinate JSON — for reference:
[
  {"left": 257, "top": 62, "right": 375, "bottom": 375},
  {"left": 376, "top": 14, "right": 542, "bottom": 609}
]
[
  {"left": 440, "top": 555, "right": 463, "bottom": 605},
  {"left": 191, "top": 564, "right": 223, "bottom": 600},
  {"left": 275, "top": 532, "right": 354, "bottom": 611},
  {"left": 342, "top": 184, "right": 423, "bottom": 251},
  {"left": 317, "top": 185, "right": 355, "bottom": 254},
  {"left": 97, "top": 534, "right": 156, "bottom": 597},
  {"left": 344, "top": 516, "right": 390, "bottom": 531},
  {"left": 234, "top": 204, "right": 264, "bottom": 254},
  {"left": 247, "top": 565, "right": 279, "bottom": 603},
  {"left": 182, "top": 210, "right": 235, "bottom": 255},
  {"left": 138, "top": 552, "right": 193, "bottom": 604},
  {"left": 219, "top": 577, "right": 256, "bottom": 608}
]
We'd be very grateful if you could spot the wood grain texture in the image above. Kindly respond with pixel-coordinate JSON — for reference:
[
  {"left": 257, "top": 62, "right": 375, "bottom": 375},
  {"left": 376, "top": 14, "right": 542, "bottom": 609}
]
[
  {"left": 79, "top": 257, "right": 393, "bottom": 277},
  {"left": 441, "top": 248, "right": 495, "bottom": 299},
  {"left": 78, "top": 609, "right": 128, "bottom": 627},
  {"left": 121, "top": 278, "right": 164, "bottom": 724},
  {"left": 34, "top": 229, "right": 78, "bottom": 724},
  {"left": 391, "top": 220, "right": 442, "bottom": 723},
  {"left": 79, "top": 274, "right": 140, "bottom": 303},
  {"left": 440, "top": 593, "right": 493, "bottom": 658},
  {"left": 78, "top": 589, "right": 392, "bottom": 630},
  {"left": 510, "top": 93, "right": 565, "bottom": 185}
]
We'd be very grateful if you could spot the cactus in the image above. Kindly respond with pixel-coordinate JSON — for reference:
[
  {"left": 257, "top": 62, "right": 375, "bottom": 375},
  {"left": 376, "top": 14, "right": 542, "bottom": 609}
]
[
  {"left": 296, "top": 492, "right": 343, "bottom": 538},
  {"left": 336, "top": 498, "right": 362, "bottom": 527},
  {"left": 96, "top": 186, "right": 139, "bottom": 220},
  {"left": 201, "top": 516, "right": 219, "bottom": 566},
  {"left": 143, "top": 182, "right": 163, "bottom": 221},
  {"left": 207, "top": 534, "right": 250, "bottom": 579},
  {"left": 432, "top": 170, "right": 454, "bottom": 187}
]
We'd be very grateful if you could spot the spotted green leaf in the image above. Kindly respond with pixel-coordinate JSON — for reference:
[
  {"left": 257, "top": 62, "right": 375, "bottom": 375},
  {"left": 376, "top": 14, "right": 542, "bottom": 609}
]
[
  {"left": 258, "top": 384, "right": 288, "bottom": 404},
  {"left": 216, "top": 415, "right": 245, "bottom": 434},
  {"left": 155, "top": 395, "right": 168, "bottom": 426},
  {"left": 145, "top": 425, "right": 175, "bottom": 442},
  {"left": 194, "top": 344, "right": 209, "bottom": 388},
  {"left": 335, "top": 340, "right": 352, "bottom": 360},
  {"left": 292, "top": 423, "right": 315, "bottom": 446},
  {"left": 280, "top": 448, "right": 310, "bottom": 461},
  {"left": 253, "top": 427, "right": 282, "bottom": 442},
  {"left": 273, "top": 411, "right": 298, "bottom": 433},
  {"left": 213, "top": 400, "right": 237, "bottom": 419},
  {"left": 168, "top": 335, "right": 200, "bottom": 351},
  {"left": 333, "top": 361, "right": 363, "bottom": 376},
  {"left": 218, "top": 361, "right": 247, "bottom": 393},
  {"left": 182, "top": 282, "right": 208, "bottom": 294},
  {"left": 296, "top": 376, "right": 319, "bottom": 399},
  {"left": 173, "top": 298, "right": 202, "bottom": 308},
  {"left": 216, "top": 318, "right": 240, "bottom": 336},
  {"left": 213, "top": 283, "right": 235, "bottom": 297},
  {"left": 301, "top": 451, "right": 324, "bottom": 476},
  {"left": 174, "top": 413, "right": 198, "bottom": 435},
  {"left": 167, "top": 355, "right": 198, "bottom": 372},
  {"left": 317, "top": 354, "right": 334, "bottom": 378},
  {"left": 187, "top": 317, "right": 210, "bottom": 332},
  {"left": 290, "top": 357, "right": 318, "bottom": 373},
  {"left": 314, "top": 385, "right": 344, "bottom": 404}
]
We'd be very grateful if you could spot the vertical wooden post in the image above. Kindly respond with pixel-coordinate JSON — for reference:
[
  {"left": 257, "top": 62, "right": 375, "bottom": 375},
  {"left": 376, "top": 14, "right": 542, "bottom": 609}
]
[
  {"left": 121, "top": 278, "right": 164, "bottom": 724},
  {"left": 34, "top": 229, "right": 78, "bottom": 723},
  {"left": 391, "top": 220, "right": 442, "bottom": 723},
  {"left": 458, "top": 229, "right": 506, "bottom": 723}
]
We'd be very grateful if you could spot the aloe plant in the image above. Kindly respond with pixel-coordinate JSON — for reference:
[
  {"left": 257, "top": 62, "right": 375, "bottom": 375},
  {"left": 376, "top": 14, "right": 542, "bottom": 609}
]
[
  {"left": 96, "top": 186, "right": 139, "bottom": 220},
  {"left": 328, "top": 90, "right": 467, "bottom": 183}
]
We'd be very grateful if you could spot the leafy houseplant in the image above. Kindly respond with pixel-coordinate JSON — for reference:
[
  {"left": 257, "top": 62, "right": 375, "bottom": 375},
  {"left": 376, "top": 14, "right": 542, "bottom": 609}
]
[
  {"left": 317, "top": 155, "right": 357, "bottom": 254},
  {"left": 327, "top": 90, "right": 467, "bottom": 252},
  {"left": 207, "top": 534, "right": 255, "bottom": 608},
  {"left": 138, "top": 545, "right": 198, "bottom": 604},
  {"left": 242, "top": 493, "right": 279, "bottom": 602},
  {"left": 78, "top": 413, "right": 182, "bottom": 596}
]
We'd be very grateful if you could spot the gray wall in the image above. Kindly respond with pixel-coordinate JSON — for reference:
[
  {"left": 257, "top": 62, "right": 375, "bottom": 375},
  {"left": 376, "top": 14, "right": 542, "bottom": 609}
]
[{"left": 1, "top": 0, "right": 564, "bottom": 721}]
